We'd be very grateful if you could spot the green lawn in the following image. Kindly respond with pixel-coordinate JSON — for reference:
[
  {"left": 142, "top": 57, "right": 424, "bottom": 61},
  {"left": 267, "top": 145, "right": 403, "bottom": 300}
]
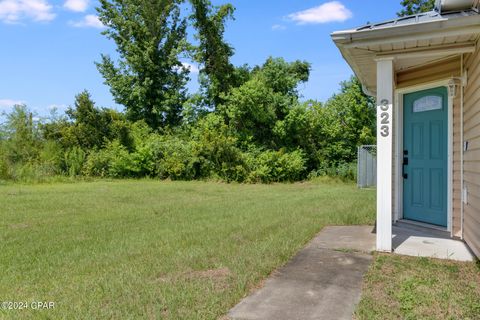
[
  {"left": 355, "top": 254, "right": 480, "bottom": 320},
  {"left": 0, "top": 179, "right": 375, "bottom": 319}
]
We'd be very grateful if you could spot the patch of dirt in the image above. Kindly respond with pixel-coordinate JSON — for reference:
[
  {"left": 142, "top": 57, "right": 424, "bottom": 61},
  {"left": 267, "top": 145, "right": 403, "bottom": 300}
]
[
  {"left": 184, "top": 267, "right": 233, "bottom": 291},
  {"left": 184, "top": 267, "right": 232, "bottom": 281},
  {"left": 155, "top": 267, "right": 233, "bottom": 291}
]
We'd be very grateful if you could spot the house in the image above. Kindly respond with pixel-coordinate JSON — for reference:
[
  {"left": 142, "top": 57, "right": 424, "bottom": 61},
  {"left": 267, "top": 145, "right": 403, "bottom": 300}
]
[{"left": 332, "top": 0, "right": 480, "bottom": 258}]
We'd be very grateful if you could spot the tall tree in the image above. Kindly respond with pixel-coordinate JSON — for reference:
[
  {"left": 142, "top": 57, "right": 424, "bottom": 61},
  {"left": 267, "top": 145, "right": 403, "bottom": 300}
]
[
  {"left": 189, "top": 0, "right": 238, "bottom": 108},
  {"left": 1, "top": 105, "right": 40, "bottom": 164},
  {"left": 221, "top": 57, "right": 310, "bottom": 148},
  {"left": 398, "top": 0, "right": 435, "bottom": 16},
  {"left": 319, "top": 77, "right": 376, "bottom": 164},
  {"left": 96, "top": 0, "right": 189, "bottom": 129}
]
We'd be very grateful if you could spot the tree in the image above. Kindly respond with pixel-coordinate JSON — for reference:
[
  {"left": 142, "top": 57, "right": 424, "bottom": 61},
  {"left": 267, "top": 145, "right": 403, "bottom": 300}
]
[
  {"left": 1, "top": 104, "right": 40, "bottom": 164},
  {"left": 43, "top": 91, "right": 130, "bottom": 150},
  {"left": 220, "top": 57, "right": 310, "bottom": 148},
  {"left": 64, "top": 91, "right": 112, "bottom": 150},
  {"left": 189, "top": 0, "right": 238, "bottom": 108},
  {"left": 96, "top": 0, "right": 189, "bottom": 129},
  {"left": 319, "top": 77, "right": 376, "bottom": 165},
  {"left": 398, "top": 0, "right": 435, "bottom": 16}
]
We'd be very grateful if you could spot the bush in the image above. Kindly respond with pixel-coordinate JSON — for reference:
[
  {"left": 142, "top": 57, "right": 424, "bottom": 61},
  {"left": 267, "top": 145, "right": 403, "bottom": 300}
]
[
  {"left": 308, "top": 162, "right": 357, "bottom": 181},
  {"left": 155, "top": 136, "right": 198, "bottom": 180},
  {"left": 83, "top": 141, "right": 138, "bottom": 178},
  {"left": 191, "top": 114, "right": 247, "bottom": 182},
  {"left": 83, "top": 150, "right": 111, "bottom": 177},
  {"left": 246, "top": 149, "right": 307, "bottom": 183},
  {"left": 64, "top": 147, "right": 86, "bottom": 177},
  {"left": 39, "top": 140, "right": 64, "bottom": 176},
  {"left": 0, "top": 150, "right": 8, "bottom": 180}
]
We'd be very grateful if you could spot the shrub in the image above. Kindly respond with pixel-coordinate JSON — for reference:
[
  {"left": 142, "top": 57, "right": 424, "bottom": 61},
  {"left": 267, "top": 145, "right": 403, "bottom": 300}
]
[
  {"left": 39, "top": 140, "right": 64, "bottom": 176},
  {"left": 106, "top": 141, "right": 138, "bottom": 177},
  {"left": 83, "top": 141, "right": 138, "bottom": 178},
  {"left": 191, "top": 114, "right": 247, "bottom": 181},
  {"left": 64, "top": 147, "right": 86, "bottom": 177},
  {"left": 83, "top": 150, "right": 111, "bottom": 177},
  {"left": 0, "top": 149, "right": 8, "bottom": 180},
  {"left": 308, "top": 162, "right": 357, "bottom": 181},
  {"left": 155, "top": 136, "right": 198, "bottom": 180},
  {"left": 246, "top": 149, "right": 307, "bottom": 183}
]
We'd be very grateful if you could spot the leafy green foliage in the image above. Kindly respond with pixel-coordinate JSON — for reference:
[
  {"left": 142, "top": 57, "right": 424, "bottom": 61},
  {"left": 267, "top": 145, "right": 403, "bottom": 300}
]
[
  {"left": 96, "top": 0, "right": 189, "bottom": 129},
  {"left": 221, "top": 57, "right": 310, "bottom": 148},
  {"left": 319, "top": 77, "right": 376, "bottom": 165},
  {"left": 65, "top": 147, "right": 86, "bottom": 177},
  {"left": 0, "top": 0, "right": 377, "bottom": 183},
  {"left": 189, "top": 0, "right": 239, "bottom": 108},
  {"left": 1, "top": 105, "right": 40, "bottom": 164},
  {"left": 246, "top": 149, "right": 307, "bottom": 183},
  {"left": 1, "top": 72, "right": 373, "bottom": 183},
  {"left": 42, "top": 90, "right": 131, "bottom": 151},
  {"left": 398, "top": 0, "right": 435, "bottom": 16}
]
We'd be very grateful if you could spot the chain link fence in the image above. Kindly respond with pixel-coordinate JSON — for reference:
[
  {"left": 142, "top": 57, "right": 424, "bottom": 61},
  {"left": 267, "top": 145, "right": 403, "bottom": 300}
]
[{"left": 357, "top": 145, "right": 376, "bottom": 188}]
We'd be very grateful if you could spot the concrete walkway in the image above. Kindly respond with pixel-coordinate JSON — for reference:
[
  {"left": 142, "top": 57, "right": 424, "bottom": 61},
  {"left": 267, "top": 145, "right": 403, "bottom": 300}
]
[
  {"left": 228, "top": 226, "right": 375, "bottom": 320},
  {"left": 228, "top": 224, "right": 475, "bottom": 320}
]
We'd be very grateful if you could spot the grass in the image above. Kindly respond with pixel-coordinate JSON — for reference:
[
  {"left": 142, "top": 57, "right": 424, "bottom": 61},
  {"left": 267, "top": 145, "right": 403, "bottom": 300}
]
[
  {"left": 0, "top": 179, "right": 375, "bottom": 319},
  {"left": 355, "top": 254, "right": 480, "bottom": 320}
]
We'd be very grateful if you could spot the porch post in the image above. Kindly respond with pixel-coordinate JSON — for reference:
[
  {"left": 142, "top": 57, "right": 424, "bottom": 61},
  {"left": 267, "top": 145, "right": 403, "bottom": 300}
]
[{"left": 375, "top": 58, "right": 394, "bottom": 252}]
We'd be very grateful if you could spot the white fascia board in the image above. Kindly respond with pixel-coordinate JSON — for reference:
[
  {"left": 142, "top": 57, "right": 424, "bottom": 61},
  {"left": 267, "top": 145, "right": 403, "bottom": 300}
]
[
  {"left": 344, "top": 25, "right": 480, "bottom": 49},
  {"left": 331, "top": 14, "right": 480, "bottom": 46}
]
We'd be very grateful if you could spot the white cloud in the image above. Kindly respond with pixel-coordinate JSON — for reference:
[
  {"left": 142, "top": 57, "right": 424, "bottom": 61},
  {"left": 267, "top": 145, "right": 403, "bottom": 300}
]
[
  {"left": 0, "top": 99, "right": 26, "bottom": 108},
  {"left": 70, "top": 14, "right": 104, "bottom": 28},
  {"left": 181, "top": 62, "right": 199, "bottom": 73},
  {"left": 0, "top": 0, "right": 55, "bottom": 24},
  {"left": 288, "top": 1, "right": 352, "bottom": 25},
  {"left": 272, "top": 24, "right": 286, "bottom": 31},
  {"left": 63, "top": 0, "right": 88, "bottom": 12}
]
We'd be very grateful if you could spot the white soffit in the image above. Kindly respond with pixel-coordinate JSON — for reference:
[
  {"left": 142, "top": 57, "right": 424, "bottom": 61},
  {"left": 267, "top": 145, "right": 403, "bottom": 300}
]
[{"left": 331, "top": 9, "right": 480, "bottom": 94}]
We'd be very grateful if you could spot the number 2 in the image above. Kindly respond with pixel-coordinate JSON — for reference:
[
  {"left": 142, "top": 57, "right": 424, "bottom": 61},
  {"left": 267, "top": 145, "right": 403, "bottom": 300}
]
[{"left": 379, "top": 104, "right": 390, "bottom": 137}]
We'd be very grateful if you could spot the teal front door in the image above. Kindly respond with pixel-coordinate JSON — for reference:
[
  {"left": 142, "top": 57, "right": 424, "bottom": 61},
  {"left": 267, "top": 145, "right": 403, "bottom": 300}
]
[{"left": 403, "top": 87, "right": 448, "bottom": 227}]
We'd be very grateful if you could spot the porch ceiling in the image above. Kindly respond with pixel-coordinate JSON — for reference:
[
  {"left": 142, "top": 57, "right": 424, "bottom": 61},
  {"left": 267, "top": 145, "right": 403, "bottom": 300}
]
[{"left": 332, "top": 10, "right": 480, "bottom": 95}]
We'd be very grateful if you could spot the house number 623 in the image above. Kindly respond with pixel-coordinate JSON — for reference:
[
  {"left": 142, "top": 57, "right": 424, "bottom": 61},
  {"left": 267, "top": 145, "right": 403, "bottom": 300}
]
[{"left": 380, "top": 99, "right": 390, "bottom": 138}]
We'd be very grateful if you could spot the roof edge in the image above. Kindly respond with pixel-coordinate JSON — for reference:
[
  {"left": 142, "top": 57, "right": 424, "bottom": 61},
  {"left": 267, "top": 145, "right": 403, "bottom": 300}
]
[{"left": 331, "top": 9, "right": 480, "bottom": 44}]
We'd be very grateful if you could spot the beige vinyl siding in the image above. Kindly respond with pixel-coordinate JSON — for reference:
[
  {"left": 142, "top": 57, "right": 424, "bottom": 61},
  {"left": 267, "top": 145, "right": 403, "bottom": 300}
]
[
  {"left": 463, "top": 48, "right": 480, "bottom": 258},
  {"left": 392, "top": 99, "right": 397, "bottom": 221},
  {"left": 396, "top": 57, "right": 461, "bottom": 89},
  {"left": 453, "top": 94, "right": 462, "bottom": 237},
  {"left": 393, "top": 57, "right": 463, "bottom": 234}
]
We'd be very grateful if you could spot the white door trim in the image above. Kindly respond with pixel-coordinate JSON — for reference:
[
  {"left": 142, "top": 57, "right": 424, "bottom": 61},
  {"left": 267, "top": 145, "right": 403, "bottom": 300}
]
[{"left": 395, "top": 80, "right": 453, "bottom": 233}]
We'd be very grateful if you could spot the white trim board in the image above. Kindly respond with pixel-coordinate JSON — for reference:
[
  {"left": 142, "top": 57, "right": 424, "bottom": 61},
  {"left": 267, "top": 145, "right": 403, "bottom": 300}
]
[{"left": 395, "top": 79, "right": 454, "bottom": 234}]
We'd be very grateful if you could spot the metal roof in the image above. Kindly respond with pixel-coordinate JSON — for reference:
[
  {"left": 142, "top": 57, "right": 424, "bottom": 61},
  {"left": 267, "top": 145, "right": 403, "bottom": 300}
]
[{"left": 356, "top": 9, "right": 479, "bottom": 32}]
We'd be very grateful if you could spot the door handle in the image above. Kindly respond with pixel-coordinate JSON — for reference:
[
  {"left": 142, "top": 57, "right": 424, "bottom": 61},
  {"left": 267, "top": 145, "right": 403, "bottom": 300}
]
[{"left": 403, "top": 150, "right": 408, "bottom": 179}]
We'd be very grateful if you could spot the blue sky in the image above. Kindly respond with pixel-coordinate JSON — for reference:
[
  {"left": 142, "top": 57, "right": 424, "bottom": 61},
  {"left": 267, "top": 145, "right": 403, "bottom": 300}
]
[{"left": 0, "top": 0, "right": 402, "bottom": 115}]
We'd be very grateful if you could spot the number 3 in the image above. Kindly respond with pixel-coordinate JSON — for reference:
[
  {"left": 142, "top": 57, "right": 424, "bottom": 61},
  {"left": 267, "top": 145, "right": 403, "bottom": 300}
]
[
  {"left": 379, "top": 102, "right": 390, "bottom": 137},
  {"left": 380, "top": 125, "right": 389, "bottom": 137}
]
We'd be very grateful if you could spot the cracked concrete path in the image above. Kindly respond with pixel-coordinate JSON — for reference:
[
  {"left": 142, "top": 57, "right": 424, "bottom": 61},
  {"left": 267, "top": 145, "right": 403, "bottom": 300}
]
[{"left": 228, "top": 226, "right": 376, "bottom": 320}]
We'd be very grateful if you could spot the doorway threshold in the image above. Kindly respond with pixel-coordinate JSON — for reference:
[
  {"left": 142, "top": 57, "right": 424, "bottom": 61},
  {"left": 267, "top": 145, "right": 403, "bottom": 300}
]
[
  {"left": 396, "top": 219, "right": 448, "bottom": 235},
  {"left": 393, "top": 219, "right": 452, "bottom": 238}
]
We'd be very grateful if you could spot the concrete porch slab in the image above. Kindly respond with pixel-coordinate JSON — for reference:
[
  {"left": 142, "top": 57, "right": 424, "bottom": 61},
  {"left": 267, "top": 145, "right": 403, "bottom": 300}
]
[
  {"left": 228, "top": 226, "right": 375, "bottom": 320},
  {"left": 393, "top": 222, "right": 475, "bottom": 261}
]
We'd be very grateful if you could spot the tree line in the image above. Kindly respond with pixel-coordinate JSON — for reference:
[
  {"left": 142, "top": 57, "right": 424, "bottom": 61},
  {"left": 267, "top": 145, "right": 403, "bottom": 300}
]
[{"left": 0, "top": 0, "right": 378, "bottom": 183}]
